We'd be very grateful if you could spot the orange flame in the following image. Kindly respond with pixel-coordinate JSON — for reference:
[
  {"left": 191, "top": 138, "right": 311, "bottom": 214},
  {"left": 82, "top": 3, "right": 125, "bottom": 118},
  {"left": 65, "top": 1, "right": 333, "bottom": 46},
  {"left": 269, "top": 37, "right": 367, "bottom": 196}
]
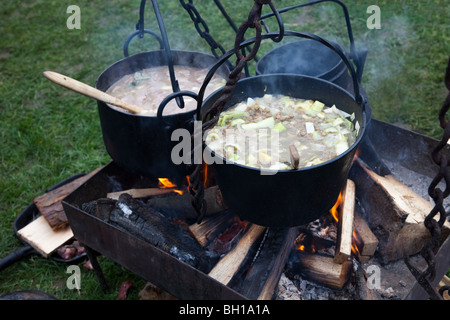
[
  {"left": 329, "top": 192, "right": 342, "bottom": 222},
  {"left": 158, "top": 178, "right": 184, "bottom": 195},
  {"left": 329, "top": 192, "right": 363, "bottom": 256}
]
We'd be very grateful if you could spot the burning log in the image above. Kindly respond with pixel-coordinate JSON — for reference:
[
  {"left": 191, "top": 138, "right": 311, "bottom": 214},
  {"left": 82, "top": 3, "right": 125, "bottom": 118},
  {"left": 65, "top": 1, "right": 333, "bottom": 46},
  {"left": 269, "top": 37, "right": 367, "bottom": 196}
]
[
  {"left": 208, "top": 224, "right": 266, "bottom": 285},
  {"left": 350, "top": 158, "right": 450, "bottom": 263},
  {"left": 237, "top": 227, "right": 298, "bottom": 300},
  {"left": 333, "top": 180, "right": 355, "bottom": 264},
  {"left": 188, "top": 211, "right": 236, "bottom": 247},
  {"left": 108, "top": 193, "right": 218, "bottom": 272},
  {"left": 286, "top": 251, "right": 352, "bottom": 290},
  {"left": 147, "top": 185, "right": 227, "bottom": 220}
]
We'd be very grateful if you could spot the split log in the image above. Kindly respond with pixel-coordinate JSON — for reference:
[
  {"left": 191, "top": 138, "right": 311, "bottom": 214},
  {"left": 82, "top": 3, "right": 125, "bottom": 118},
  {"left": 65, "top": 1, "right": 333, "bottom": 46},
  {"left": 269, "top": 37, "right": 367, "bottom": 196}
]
[
  {"left": 334, "top": 180, "right": 355, "bottom": 264},
  {"left": 147, "top": 185, "right": 227, "bottom": 220},
  {"left": 350, "top": 158, "right": 450, "bottom": 263},
  {"left": 237, "top": 227, "right": 299, "bottom": 300},
  {"left": 188, "top": 211, "right": 236, "bottom": 247},
  {"left": 107, "top": 188, "right": 176, "bottom": 200},
  {"left": 109, "top": 193, "right": 219, "bottom": 272},
  {"left": 33, "top": 167, "right": 102, "bottom": 230},
  {"left": 208, "top": 224, "right": 266, "bottom": 286},
  {"left": 287, "top": 251, "right": 353, "bottom": 290},
  {"left": 353, "top": 207, "right": 379, "bottom": 263}
]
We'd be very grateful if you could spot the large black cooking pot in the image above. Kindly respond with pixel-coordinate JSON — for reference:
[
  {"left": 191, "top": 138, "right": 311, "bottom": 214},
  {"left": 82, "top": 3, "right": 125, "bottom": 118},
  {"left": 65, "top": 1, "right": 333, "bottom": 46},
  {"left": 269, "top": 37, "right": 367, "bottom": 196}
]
[
  {"left": 255, "top": 40, "right": 352, "bottom": 92},
  {"left": 95, "top": 50, "right": 228, "bottom": 183},
  {"left": 199, "top": 32, "right": 368, "bottom": 227}
]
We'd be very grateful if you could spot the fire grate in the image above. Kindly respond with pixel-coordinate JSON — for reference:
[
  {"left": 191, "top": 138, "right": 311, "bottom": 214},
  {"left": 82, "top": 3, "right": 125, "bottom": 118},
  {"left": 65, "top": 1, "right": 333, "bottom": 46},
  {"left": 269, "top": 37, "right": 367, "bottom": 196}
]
[{"left": 62, "top": 120, "right": 450, "bottom": 300}]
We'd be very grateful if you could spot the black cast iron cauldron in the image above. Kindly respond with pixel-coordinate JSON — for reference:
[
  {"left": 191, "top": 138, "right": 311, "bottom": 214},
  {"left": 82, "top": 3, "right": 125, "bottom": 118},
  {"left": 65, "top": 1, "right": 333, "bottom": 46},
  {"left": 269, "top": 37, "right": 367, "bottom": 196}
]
[
  {"left": 95, "top": 50, "right": 229, "bottom": 183},
  {"left": 198, "top": 32, "right": 368, "bottom": 227},
  {"left": 255, "top": 40, "right": 352, "bottom": 92}
]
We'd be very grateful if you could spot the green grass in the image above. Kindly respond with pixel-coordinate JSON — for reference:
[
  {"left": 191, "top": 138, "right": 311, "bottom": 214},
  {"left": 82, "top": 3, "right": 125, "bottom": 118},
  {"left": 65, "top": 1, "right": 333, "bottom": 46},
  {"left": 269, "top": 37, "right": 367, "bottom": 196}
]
[{"left": 0, "top": 0, "right": 449, "bottom": 300}]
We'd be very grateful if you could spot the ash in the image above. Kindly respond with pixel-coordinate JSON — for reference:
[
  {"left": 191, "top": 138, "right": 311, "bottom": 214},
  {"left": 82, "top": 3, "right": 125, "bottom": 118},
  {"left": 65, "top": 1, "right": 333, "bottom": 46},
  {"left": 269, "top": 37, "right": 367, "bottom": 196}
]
[{"left": 275, "top": 273, "right": 357, "bottom": 300}]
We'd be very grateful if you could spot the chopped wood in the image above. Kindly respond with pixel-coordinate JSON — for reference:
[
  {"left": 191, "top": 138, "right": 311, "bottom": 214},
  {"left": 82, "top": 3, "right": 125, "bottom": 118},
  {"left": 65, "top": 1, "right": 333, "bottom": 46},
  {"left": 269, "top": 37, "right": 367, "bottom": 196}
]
[
  {"left": 241, "top": 227, "right": 298, "bottom": 300},
  {"left": 287, "top": 251, "right": 352, "bottom": 290},
  {"left": 17, "top": 215, "right": 73, "bottom": 258},
  {"left": 353, "top": 207, "right": 379, "bottom": 263},
  {"left": 188, "top": 211, "right": 236, "bottom": 247},
  {"left": 334, "top": 180, "right": 355, "bottom": 264},
  {"left": 107, "top": 188, "right": 176, "bottom": 200},
  {"left": 147, "top": 185, "right": 227, "bottom": 220},
  {"left": 109, "top": 193, "right": 218, "bottom": 272},
  {"left": 33, "top": 167, "right": 102, "bottom": 230},
  {"left": 350, "top": 158, "right": 450, "bottom": 263},
  {"left": 208, "top": 224, "right": 266, "bottom": 286}
]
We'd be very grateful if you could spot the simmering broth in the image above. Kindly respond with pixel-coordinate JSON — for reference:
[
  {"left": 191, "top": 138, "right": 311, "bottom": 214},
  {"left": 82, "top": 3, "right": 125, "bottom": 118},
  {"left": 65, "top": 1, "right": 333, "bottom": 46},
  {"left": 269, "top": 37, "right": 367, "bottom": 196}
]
[
  {"left": 106, "top": 65, "right": 226, "bottom": 116},
  {"left": 205, "top": 94, "right": 360, "bottom": 170}
]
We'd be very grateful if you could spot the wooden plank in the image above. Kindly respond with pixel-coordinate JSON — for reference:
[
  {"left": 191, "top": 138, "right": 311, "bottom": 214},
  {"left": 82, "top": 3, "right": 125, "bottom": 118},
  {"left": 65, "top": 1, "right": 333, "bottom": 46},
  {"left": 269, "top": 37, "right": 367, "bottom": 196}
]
[
  {"left": 107, "top": 188, "right": 175, "bottom": 200},
  {"left": 33, "top": 167, "right": 102, "bottom": 230},
  {"left": 288, "top": 251, "right": 352, "bottom": 290},
  {"left": 208, "top": 224, "right": 266, "bottom": 285},
  {"left": 334, "top": 180, "right": 355, "bottom": 264},
  {"left": 17, "top": 216, "right": 73, "bottom": 258},
  {"left": 353, "top": 208, "right": 379, "bottom": 257}
]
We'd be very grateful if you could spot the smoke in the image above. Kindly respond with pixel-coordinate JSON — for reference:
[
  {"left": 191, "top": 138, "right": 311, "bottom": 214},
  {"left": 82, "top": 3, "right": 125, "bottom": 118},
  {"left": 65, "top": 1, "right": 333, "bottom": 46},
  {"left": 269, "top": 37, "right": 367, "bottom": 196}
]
[{"left": 358, "top": 14, "right": 418, "bottom": 94}]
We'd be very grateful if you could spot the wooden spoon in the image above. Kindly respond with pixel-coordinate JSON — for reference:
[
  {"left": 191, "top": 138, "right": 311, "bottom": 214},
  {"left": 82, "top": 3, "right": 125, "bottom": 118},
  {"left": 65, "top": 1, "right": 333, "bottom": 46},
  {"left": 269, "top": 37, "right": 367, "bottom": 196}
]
[{"left": 43, "top": 71, "right": 148, "bottom": 115}]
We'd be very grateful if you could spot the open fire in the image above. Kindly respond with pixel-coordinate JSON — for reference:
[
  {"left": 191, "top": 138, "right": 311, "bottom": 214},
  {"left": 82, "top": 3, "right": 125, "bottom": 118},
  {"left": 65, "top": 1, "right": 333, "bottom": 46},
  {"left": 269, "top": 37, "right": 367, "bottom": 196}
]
[{"left": 61, "top": 119, "right": 450, "bottom": 300}]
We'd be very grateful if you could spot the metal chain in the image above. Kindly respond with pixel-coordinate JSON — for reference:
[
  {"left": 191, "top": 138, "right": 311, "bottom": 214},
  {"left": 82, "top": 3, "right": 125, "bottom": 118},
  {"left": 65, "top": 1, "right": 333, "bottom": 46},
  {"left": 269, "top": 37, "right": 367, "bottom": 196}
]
[
  {"left": 179, "top": 0, "right": 228, "bottom": 61},
  {"left": 404, "top": 58, "right": 450, "bottom": 300},
  {"left": 189, "top": 0, "right": 277, "bottom": 223}
]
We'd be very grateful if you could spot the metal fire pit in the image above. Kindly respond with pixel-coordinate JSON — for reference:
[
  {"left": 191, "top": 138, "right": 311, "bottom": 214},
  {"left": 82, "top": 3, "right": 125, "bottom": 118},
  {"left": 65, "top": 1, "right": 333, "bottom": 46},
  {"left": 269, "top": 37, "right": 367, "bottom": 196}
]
[
  {"left": 62, "top": 163, "right": 247, "bottom": 300},
  {"left": 62, "top": 120, "right": 450, "bottom": 300}
]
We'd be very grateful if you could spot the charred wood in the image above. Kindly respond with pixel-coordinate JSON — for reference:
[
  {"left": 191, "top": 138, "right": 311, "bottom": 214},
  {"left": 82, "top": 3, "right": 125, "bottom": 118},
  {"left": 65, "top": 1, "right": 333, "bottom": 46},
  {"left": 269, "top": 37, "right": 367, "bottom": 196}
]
[
  {"left": 236, "top": 227, "right": 298, "bottom": 300},
  {"left": 208, "top": 224, "right": 266, "bottom": 285},
  {"left": 188, "top": 211, "right": 236, "bottom": 247},
  {"left": 108, "top": 193, "right": 218, "bottom": 272},
  {"left": 147, "top": 185, "right": 227, "bottom": 221}
]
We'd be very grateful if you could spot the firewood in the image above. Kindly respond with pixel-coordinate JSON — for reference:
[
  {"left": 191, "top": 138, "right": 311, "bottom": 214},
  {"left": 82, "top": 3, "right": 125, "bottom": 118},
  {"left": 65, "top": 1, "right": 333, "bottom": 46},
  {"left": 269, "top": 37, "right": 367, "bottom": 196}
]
[
  {"left": 353, "top": 207, "right": 379, "bottom": 262},
  {"left": 108, "top": 193, "right": 219, "bottom": 272},
  {"left": 236, "top": 227, "right": 298, "bottom": 300},
  {"left": 33, "top": 167, "right": 102, "bottom": 230},
  {"left": 188, "top": 211, "right": 236, "bottom": 247},
  {"left": 208, "top": 224, "right": 266, "bottom": 285},
  {"left": 107, "top": 188, "right": 176, "bottom": 200},
  {"left": 287, "top": 251, "right": 352, "bottom": 290},
  {"left": 147, "top": 185, "right": 227, "bottom": 220},
  {"left": 350, "top": 158, "right": 450, "bottom": 263},
  {"left": 334, "top": 180, "right": 355, "bottom": 264}
]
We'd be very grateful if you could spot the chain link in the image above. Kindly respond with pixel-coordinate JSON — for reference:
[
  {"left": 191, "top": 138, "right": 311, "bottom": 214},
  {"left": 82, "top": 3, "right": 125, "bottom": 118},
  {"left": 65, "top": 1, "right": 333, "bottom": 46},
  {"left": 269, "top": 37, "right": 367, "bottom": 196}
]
[
  {"left": 188, "top": 0, "right": 278, "bottom": 223},
  {"left": 179, "top": 0, "right": 228, "bottom": 60},
  {"left": 405, "top": 58, "right": 450, "bottom": 300}
]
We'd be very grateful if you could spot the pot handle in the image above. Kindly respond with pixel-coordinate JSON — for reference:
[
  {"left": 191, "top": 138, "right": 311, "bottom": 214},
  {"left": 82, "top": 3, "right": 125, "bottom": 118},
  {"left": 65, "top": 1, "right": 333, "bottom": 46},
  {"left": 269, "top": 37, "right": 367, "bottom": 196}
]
[
  {"left": 195, "top": 31, "right": 366, "bottom": 121},
  {"left": 156, "top": 90, "right": 199, "bottom": 127}
]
